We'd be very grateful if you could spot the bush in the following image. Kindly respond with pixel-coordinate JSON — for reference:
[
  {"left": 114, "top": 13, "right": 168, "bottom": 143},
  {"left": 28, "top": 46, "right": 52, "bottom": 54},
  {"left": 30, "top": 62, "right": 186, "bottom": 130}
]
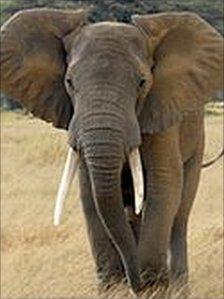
[
  {"left": 0, "top": 93, "right": 22, "bottom": 110},
  {"left": 1, "top": 0, "right": 223, "bottom": 33}
]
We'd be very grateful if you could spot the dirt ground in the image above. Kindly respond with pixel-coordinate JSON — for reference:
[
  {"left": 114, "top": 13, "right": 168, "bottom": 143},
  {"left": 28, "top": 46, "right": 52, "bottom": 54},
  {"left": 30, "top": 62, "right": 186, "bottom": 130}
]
[{"left": 1, "top": 111, "right": 223, "bottom": 299}]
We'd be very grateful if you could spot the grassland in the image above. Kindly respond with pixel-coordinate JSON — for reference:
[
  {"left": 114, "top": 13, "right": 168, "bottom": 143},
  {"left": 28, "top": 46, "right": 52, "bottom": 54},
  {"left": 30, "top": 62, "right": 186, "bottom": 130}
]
[{"left": 1, "top": 110, "right": 223, "bottom": 299}]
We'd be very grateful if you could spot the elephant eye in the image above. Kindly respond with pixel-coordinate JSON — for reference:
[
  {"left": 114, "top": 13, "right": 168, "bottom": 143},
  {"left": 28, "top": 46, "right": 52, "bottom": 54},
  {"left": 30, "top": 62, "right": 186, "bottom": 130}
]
[
  {"left": 139, "top": 77, "right": 146, "bottom": 88},
  {"left": 65, "top": 77, "right": 74, "bottom": 91},
  {"left": 151, "top": 64, "right": 156, "bottom": 72}
]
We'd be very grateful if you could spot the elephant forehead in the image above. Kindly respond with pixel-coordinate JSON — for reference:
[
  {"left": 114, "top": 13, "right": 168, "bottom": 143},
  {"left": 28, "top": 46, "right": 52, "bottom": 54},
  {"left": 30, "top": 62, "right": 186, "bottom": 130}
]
[
  {"left": 69, "top": 22, "right": 148, "bottom": 66},
  {"left": 83, "top": 22, "right": 146, "bottom": 48}
]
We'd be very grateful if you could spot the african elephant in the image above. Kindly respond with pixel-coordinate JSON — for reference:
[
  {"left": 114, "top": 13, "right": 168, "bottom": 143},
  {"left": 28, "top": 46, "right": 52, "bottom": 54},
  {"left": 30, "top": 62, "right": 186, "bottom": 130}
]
[{"left": 1, "top": 9, "right": 223, "bottom": 294}]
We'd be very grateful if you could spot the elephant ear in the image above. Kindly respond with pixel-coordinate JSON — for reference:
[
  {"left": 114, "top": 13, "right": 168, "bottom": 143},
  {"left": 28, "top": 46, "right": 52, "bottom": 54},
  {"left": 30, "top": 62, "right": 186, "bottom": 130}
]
[
  {"left": 132, "top": 12, "right": 223, "bottom": 133},
  {"left": 0, "top": 9, "right": 86, "bottom": 129}
]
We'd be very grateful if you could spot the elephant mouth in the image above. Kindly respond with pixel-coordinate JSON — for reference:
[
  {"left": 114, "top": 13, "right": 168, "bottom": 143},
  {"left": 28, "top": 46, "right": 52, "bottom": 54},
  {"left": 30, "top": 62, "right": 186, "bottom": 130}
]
[{"left": 53, "top": 147, "right": 145, "bottom": 226}]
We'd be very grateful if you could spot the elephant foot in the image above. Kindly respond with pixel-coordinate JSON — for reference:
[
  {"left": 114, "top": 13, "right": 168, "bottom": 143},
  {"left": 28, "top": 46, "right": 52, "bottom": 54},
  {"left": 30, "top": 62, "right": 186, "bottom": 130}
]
[
  {"left": 97, "top": 272, "right": 125, "bottom": 294},
  {"left": 141, "top": 267, "right": 169, "bottom": 287},
  {"left": 139, "top": 267, "right": 170, "bottom": 296},
  {"left": 171, "top": 271, "right": 188, "bottom": 284},
  {"left": 170, "top": 273, "right": 190, "bottom": 299},
  {"left": 97, "top": 271, "right": 142, "bottom": 297}
]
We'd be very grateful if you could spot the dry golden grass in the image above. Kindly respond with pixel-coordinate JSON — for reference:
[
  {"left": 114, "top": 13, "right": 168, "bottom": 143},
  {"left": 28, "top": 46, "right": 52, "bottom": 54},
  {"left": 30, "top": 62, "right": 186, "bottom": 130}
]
[{"left": 1, "top": 110, "right": 223, "bottom": 299}]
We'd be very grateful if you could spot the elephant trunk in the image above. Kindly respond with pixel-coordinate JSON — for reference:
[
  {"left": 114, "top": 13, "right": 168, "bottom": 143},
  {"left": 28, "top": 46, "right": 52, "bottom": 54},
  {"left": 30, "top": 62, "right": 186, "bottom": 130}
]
[{"left": 83, "top": 131, "right": 141, "bottom": 293}]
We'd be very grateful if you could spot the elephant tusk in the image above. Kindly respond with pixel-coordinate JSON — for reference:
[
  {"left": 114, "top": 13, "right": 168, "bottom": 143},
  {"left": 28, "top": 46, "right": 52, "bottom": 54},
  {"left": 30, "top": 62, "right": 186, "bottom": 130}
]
[
  {"left": 128, "top": 148, "right": 144, "bottom": 215},
  {"left": 54, "top": 147, "right": 79, "bottom": 226}
]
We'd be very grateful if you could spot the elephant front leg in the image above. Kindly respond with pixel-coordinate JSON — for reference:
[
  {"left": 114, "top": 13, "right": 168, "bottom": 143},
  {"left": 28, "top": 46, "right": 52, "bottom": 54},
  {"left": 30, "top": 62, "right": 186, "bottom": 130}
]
[
  {"left": 170, "top": 142, "right": 204, "bottom": 283},
  {"left": 139, "top": 129, "right": 183, "bottom": 288},
  {"left": 79, "top": 161, "right": 124, "bottom": 291}
]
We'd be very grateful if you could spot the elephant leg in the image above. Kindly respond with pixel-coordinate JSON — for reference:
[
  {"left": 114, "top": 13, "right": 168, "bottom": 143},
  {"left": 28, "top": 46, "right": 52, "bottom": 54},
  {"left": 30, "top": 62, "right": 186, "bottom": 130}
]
[
  {"left": 78, "top": 161, "right": 124, "bottom": 290},
  {"left": 138, "top": 128, "right": 183, "bottom": 287},
  {"left": 170, "top": 144, "right": 204, "bottom": 283},
  {"left": 125, "top": 206, "right": 141, "bottom": 244}
]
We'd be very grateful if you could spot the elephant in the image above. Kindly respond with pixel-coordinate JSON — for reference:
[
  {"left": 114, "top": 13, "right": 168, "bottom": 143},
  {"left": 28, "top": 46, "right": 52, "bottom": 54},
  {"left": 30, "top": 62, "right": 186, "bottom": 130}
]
[{"left": 1, "top": 9, "right": 223, "bottom": 294}]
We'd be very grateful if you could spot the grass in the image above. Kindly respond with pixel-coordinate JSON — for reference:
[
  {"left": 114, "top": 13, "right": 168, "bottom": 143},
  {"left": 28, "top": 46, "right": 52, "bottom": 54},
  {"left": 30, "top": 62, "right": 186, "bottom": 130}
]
[{"left": 1, "top": 110, "right": 223, "bottom": 299}]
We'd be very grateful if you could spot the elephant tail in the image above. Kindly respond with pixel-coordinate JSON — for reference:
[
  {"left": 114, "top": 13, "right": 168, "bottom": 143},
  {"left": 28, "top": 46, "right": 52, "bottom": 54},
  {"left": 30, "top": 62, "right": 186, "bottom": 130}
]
[{"left": 202, "top": 149, "right": 224, "bottom": 168}]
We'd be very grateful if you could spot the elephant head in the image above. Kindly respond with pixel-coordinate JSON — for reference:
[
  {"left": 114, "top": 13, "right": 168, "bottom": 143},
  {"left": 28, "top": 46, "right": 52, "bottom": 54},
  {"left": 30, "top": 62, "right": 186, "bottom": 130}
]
[{"left": 1, "top": 9, "right": 223, "bottom": 293}]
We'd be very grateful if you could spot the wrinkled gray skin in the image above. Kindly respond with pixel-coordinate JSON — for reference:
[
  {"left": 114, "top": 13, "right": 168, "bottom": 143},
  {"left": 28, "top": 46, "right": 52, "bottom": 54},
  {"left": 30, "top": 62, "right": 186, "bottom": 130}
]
[
  {"left": 66, "top": 24, "right": 204, "bottom": 291},
  {"left": 67, "top": 24, "right": 148, "bottom": 292},
  {"left": 1, "top": 10, "right": 222, "bottom": 294}
]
